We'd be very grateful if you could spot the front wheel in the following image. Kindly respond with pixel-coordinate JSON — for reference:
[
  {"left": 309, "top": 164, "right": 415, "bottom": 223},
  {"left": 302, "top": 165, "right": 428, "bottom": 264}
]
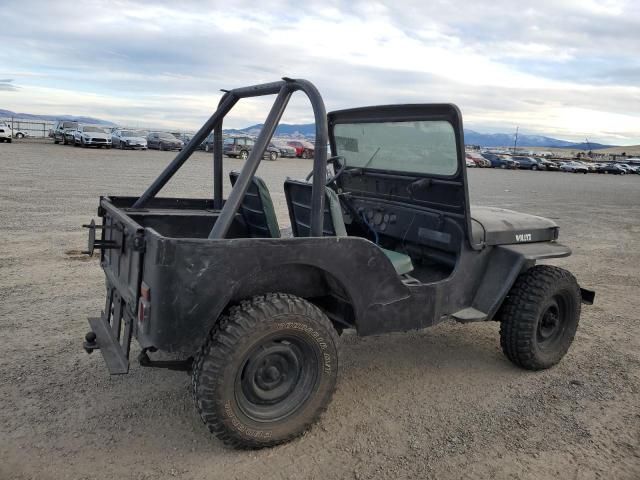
[
  {"left": 192, "top": 293, "right": 339, "bottom": 448},
  {"left": 499, "top": 265, "right": 581, "bottom": 370},
  {"left": 269, "top": 151, "right": 278, "bottom": 161},
  {"left": 239, "top": 150, "right": 249, "bottom": 160}
]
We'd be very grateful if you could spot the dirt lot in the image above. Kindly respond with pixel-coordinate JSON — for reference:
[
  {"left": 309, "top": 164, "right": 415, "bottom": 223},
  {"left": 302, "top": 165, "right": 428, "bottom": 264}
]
[{"left": 1, "top": 142, "right": 638, "bottom": 480}]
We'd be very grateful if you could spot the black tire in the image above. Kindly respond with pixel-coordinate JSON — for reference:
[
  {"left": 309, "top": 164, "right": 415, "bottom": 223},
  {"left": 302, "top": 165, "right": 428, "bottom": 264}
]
[
  {"left": 499, "top": 265, "right": 581, "bottom": 370},
  {"left": 16, "top": 133, "right": 24, "bottom": 139},
  {"left": 81, "top": 138, "right": 87, "bottom": 148},
  {"left": 500, "top": 164, "right": 506, "bottom": 169},
  {"left": 119, "top": 141, "right": 125, "bottom": 150},
  {"left": 302, "top": 149, "right": 311, "bottom": 159},
  {"left": 192, "top": 293, "right": 339, "bottom": 448},
  {"left": 240, "top": 150, "right": 249, "bottom": 160},
  {"left": 205, "top": 143, "right": 210, "bottom": 152},
  {"left": 54, "top": 140, "right": 60, "bottom": 144},
  {"left": 269, "top": 151, "right": 278, "bottom": 161}
]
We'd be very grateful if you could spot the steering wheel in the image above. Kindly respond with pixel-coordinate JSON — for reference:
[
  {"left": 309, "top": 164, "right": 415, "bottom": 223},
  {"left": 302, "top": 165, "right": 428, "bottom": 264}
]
[{"left": 305, "top": 155, "right": 346, "bottom": 185}]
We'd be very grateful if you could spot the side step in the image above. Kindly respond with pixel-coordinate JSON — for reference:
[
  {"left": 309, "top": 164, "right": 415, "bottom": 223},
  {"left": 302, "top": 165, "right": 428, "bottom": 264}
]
[{"left": 451, "top": 307, "right": 488, "bottom": 323}]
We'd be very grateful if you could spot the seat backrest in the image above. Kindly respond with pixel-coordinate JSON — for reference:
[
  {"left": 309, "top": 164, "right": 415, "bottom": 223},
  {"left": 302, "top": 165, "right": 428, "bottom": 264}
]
[
  {"left": 283, "top": 179, "right": 347, "bottom": 237},
  {"left": 229, "top": 171, "right": 280, "bottom": 238}
]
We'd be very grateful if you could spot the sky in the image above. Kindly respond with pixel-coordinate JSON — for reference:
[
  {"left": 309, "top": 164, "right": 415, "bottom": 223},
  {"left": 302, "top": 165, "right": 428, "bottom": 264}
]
[{"left": 0, "top": 0, "right": 639, "bottom": 144}]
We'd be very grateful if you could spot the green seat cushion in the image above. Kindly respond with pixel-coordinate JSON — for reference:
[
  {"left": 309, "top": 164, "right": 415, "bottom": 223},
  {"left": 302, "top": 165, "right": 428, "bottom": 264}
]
[
  {"left": 380, "top": 248, "right": 414, "bottom": 275},
  {"left": 253, "top": 175, "right": 280, "bottom": 238}
]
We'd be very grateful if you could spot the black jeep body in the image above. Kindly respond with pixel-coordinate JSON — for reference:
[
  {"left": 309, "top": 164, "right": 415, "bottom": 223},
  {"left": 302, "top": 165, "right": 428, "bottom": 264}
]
[{"left": 82, "top": 79, "right": 593, "bottom": 447}]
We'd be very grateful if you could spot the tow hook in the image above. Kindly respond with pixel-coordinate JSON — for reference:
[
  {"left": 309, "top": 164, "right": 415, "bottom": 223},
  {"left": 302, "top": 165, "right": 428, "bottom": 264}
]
[{"left": 83, "top": 331, "right": 98, "bottom": 354}]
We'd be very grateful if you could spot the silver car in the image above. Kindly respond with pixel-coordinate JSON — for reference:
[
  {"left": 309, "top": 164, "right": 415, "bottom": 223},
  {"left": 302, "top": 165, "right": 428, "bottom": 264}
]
[
  {"left": 112, "top": 129, "right": 148, "bottom": 150},
  {"left": 73, "top": 125, "right": 112, "bottom": 148}
]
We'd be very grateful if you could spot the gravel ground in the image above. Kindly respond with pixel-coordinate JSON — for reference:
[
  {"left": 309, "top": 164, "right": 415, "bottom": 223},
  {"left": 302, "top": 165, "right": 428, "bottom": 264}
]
[{"left": 1, "top": 142, "right": 639, "bottom": 480}]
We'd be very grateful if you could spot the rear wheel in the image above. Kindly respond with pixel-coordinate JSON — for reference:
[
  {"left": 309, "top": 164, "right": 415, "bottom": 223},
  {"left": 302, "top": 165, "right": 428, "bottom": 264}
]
[
  {"left": 240, "top": 150, "right": 249, "bottom": 160},
  {"left": 269, "top": 151, "right": 278, "bottom": 161},
  {"left": 192, "top": 293, "right": 339, "bottom": 448},
  {"left": 302, "top": 149, "right": 311, "bottom": 159},
  {"left": 499, "top": 265, "right": 581, "bottom": 370},
  {"left": 16, "top": 133, "right": 24, "bottom": 139}
]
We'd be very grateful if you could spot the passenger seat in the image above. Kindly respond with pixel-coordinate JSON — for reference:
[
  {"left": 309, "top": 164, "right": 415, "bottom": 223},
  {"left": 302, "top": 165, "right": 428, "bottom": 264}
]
[
  {"left": 283, "top": 179, "right": 414, "bottom": 275},
  {"left": 229, "top": 171, "right": 280, "bottom": 238}
]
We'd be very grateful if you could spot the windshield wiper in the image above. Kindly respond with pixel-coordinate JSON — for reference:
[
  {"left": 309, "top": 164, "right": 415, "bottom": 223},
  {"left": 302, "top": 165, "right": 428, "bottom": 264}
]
[{"left": 361, "top": 146, "right": 381, "bottom": 170}]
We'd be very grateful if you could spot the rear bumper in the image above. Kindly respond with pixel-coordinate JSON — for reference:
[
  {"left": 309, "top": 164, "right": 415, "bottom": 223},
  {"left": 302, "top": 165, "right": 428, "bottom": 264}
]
[{"left": 85, "top": 312, "right": 132, "bottom": 375}]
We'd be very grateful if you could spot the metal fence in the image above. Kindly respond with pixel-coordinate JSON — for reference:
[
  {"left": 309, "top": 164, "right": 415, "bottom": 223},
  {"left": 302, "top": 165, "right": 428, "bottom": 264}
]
[{"left": 0, "top": 117, "right": 56, "bottom": 139}]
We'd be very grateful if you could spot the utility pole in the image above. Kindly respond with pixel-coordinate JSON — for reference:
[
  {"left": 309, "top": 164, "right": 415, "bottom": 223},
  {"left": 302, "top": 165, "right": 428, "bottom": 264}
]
[{"left": 513, "top": 126, "right": 519, "bottom": 154}]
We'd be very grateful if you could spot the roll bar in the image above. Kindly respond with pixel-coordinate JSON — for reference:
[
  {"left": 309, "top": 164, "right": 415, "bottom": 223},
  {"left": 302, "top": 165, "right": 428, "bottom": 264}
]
[{"left": 132, "top": 78, "right": 328, "bottom": 238}]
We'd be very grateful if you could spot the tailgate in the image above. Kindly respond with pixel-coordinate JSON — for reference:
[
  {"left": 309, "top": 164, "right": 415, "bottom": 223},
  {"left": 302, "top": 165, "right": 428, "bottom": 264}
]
[{"left": 85, "top": 197, "right": 146, "bottom": 374}]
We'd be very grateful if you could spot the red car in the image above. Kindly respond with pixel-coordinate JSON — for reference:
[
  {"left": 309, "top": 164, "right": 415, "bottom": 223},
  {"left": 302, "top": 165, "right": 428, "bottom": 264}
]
[{"left": 287, "top": 140, "right": 314, "bottom": 158}]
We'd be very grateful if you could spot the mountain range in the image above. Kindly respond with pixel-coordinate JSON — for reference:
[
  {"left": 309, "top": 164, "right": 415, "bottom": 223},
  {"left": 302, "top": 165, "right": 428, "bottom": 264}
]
[
  {"left": 0, "top": 109, "right": 116, "bottom": 126},
  {"left": 227, "top": 123, "right": 611, "bottom": 150},
  {"left": 0, "top": 109, "right": 612, "bottom": 149}
]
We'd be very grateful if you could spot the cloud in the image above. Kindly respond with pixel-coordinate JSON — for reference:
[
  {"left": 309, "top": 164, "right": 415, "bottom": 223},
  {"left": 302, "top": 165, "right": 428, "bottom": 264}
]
[
  {"left": 0, "top": 79, "right": 18, "bottom": 91},
  {"left": 0, "top": 0, "right": 638, "bottom": 143}
]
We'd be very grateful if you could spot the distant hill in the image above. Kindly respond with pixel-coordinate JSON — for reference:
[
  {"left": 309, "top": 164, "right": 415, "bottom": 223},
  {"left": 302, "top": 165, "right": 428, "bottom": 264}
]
[
  {"left": 0, "top": 109, "right": 616, "bottom": 149},
  {"left": 0, "top": 109, "right": 116, "bottom": 126},
  {"left": 464, "top": 130, "right": 611, "bottom": 149},
  {"left": 226, "top": 123, "right": 613, "bottom": 149},
  {"left": 224, "top": 123, "right": 315, "bottom": 137}
]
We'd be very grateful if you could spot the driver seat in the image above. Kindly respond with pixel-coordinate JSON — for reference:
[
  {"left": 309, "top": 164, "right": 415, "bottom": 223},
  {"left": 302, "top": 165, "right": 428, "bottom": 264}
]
[{"left": 283, "top": 179, "right": 414, "bottom": 275}]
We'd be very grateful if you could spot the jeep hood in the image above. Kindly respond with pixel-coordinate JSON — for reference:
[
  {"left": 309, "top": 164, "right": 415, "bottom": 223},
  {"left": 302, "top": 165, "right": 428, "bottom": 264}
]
[{"left": 470, "top": 206, "right": 559, "bottom": 246}]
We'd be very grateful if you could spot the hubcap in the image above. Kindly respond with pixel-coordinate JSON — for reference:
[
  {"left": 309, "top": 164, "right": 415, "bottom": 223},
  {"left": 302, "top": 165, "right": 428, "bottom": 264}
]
[
  {"left": 236, "top": 336, "right": 318, "bottom": 422},
  {"left": 536, "top": 296, "right": 567, "bottom": 349}
]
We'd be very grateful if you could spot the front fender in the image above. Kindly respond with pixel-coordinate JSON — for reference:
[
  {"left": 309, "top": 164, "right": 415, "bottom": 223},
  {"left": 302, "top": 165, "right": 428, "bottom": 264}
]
[{"left": 472, "top": 242, "right": 571, "bottom": 320}]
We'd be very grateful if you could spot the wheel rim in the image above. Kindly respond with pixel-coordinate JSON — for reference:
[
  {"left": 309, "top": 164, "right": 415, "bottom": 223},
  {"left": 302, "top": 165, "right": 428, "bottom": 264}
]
[
  {"left": 270, "top": 152, "right": 277, "bottom": 161},
  {"left": 235, "top": 334, "right": 318, "bottom": 422},
  {"left": 536, "top": 295, "right": 568, "bottom": 350},
  {"left": 241, "top": 150, "right": 248, "bottom": 160}
]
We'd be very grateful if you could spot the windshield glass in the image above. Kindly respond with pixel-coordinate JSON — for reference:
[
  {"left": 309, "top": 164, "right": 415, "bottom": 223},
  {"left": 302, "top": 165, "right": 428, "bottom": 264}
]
[
  {"left": 159, "top": 132, "right": 177, "bottom": 139},
  {"left": 83, "top": 126, "right": 104, "bottom": 133},
  {"left": 121, "top": 130, "right": 138, "bottom": 137},
  {"left": 334, "top": 120, "right": 458, "bottom": 176},
  {"left": 63, "top": 122, "right": 77, "bottom": 129}
]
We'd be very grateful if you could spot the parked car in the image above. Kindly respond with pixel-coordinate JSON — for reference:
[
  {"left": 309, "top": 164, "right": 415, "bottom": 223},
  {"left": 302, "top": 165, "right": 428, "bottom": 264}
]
[
  {"left": 287, "top": 140, "right": 315, "bottom": 159},
  {"left": 178, "top": 133, "right": 193, "bottom": 145},
  {"left": 270, "top": 139, "right": 297, "bottom": 158},
  {"left": 73, "top": 125, "right": 112, "bottom": 148},
  {"left": 616, "top": 163, "right": 638, "bottom": 173},
  {"left": 147, "top": 132, "right": 184, "bottom": 151},
  {"left": 223, "top": 136, "right": 280, "bottom": 161},
  {"left": 512, "top": 156, "right": 545, "bottom": 170},
  {"left": 560, "top": 162, "right": 588, "bottom": 173},
  {"left": 597, "top": 164, "right": 627, "bottom": 175},
  {"left": 112, "top": 129, "right": 148, "bottom": 150},
  {"left": 466, "top": 152, "right": 490, "bottom": 167},
  {"left": 53, "top": 120, "right": 78, "bottom": 145},
  {"left": 201, "top": 132, "right": 215, "bottom": 152},
  {"left": 576, "top": 161, "right": 597, "bottom": 172},
  {"left": 538, "top": 159, "right": 560, "bottom": 171},
  {"left": 0, "top": 122, "right": 12, "bottom": 143},
  {"left": 481, "top": 153, "right": 518, "bottom": 169}
]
